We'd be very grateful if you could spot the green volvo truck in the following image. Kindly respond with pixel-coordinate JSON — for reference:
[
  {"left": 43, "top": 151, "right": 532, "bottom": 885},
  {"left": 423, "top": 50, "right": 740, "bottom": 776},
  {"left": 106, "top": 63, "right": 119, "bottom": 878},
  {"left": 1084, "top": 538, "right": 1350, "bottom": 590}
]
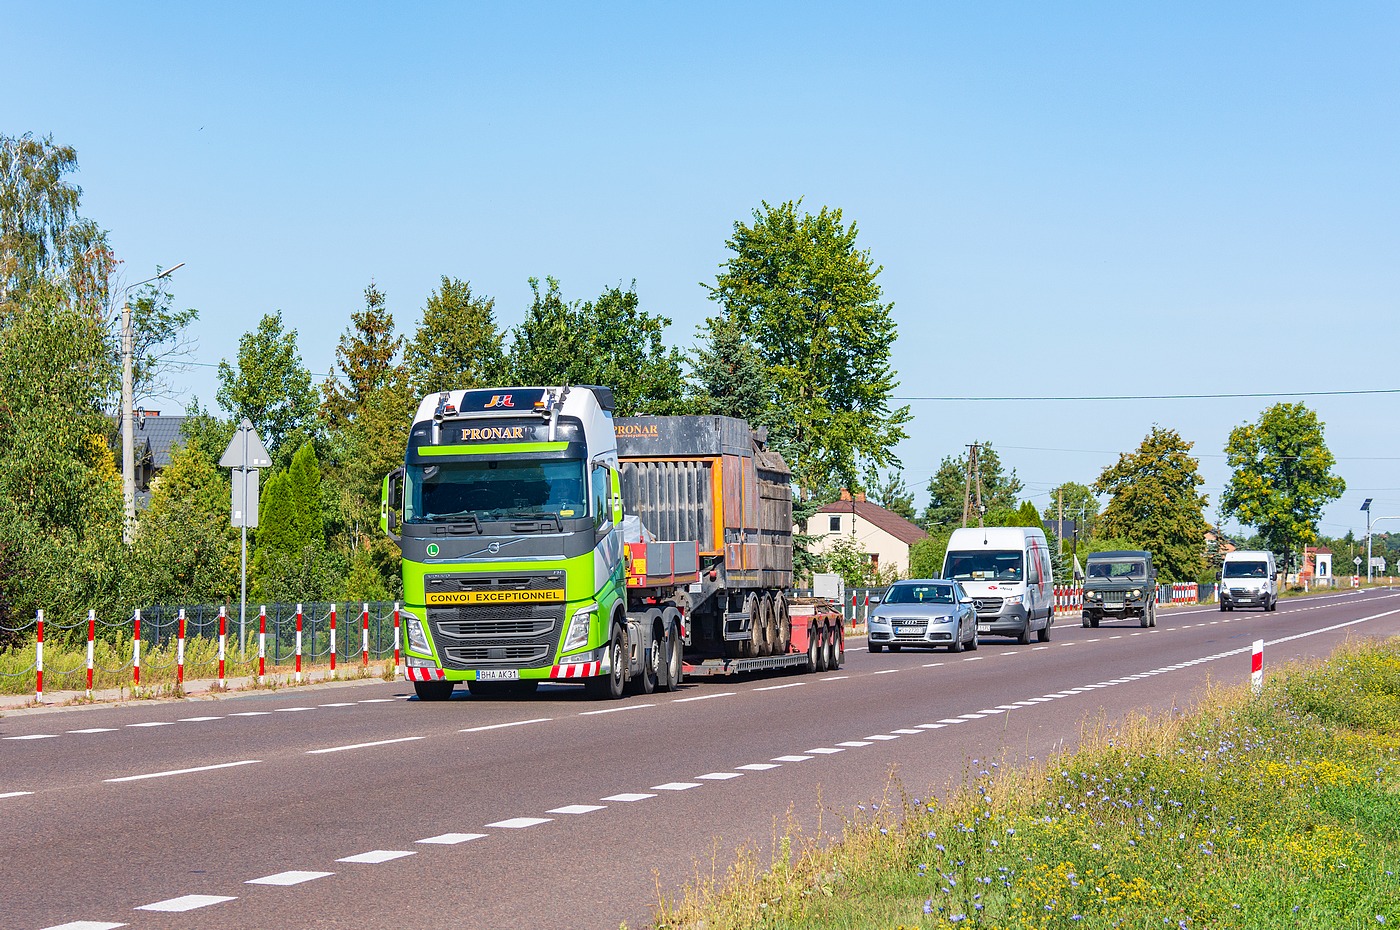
[{"left": 381, "top": 385, "right": 843, "bottom": 701}]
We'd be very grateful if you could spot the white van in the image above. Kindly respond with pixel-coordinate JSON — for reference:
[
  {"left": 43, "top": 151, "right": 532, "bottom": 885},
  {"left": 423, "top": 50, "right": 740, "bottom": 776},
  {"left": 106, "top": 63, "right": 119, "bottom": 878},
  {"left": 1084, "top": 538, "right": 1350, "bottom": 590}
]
[
  {"left": 941, "top": 526, "right": 1055, "bottom": 643},
  {"left": 1219, "top": 549, "right": 1277, "bottom": 612}
]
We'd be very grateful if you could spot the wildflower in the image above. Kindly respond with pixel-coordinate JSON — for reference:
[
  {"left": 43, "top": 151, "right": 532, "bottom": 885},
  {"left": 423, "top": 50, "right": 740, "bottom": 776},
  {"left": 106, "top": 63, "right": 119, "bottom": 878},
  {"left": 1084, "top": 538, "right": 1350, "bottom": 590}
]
[
  {"left": 923, "top": 900, "right": 933, "bottom": 915},
  {"left": 1092, "top": 843, "right": 1102, "bottom": 851},
  {"left": 950, "top": 915, "right": 966, "bottom": 923}
]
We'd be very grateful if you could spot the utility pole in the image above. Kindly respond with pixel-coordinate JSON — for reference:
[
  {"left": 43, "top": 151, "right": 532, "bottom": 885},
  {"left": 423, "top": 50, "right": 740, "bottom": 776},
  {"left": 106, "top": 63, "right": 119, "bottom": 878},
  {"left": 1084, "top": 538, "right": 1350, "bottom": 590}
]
[
  {"left": 121, "top": 262, "right": 185, "bottom": 543},
  {"left": 961, "top": 443, "right": 984, "bottom": 528},
  {"left": 1363, "top": 498, "right": 1374, "bottom": 584},
  {"left": 1057, "top": 487, "right": 1064, "bottom": 556}
]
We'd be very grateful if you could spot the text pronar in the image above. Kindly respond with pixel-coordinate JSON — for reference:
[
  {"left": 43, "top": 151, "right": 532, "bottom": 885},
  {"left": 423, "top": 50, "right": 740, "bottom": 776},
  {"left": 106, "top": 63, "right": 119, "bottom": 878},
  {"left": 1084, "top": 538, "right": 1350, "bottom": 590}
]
[
  {"left": 459, "top": 426, "right": 527, "bottom": 441},
  {"left": 425, "top": 590, "right": 565, "bottom": 606}
]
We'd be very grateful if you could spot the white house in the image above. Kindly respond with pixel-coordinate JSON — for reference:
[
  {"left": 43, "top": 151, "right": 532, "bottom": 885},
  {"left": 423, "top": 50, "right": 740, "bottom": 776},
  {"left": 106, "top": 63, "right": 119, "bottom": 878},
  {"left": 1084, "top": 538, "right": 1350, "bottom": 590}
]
[{"left": 803, "top": 490, "right": 929, "bottom": 579}]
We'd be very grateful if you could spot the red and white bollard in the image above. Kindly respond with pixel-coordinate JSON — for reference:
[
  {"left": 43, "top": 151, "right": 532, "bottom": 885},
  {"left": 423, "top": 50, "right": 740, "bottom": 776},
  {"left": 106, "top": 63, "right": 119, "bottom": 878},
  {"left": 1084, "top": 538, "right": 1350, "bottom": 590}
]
[
  {"left": 218, "top": 606, "right": 228, "bottom": 689},
  {"left": 1251, "top": 639, "right": 1264, "bottom": 695},
  {"left": 176, "top": 608, "right": 187, "bottom": 685},
  {"left": 133, "top": 608, "right": 142, "bottom": 688},
  {"left": 361, "top": 603, "right": 370, "bottom": 668},
  {"left": 392, "top": 602, "right": 402, "bottom": 679},
  {"left": 295, "top": 603, "right": 304, "bottom": 684},
  {"left": 329, "top": 603, "right": 338, "bottom": 678},
  {"left": 34, "top": 610, "right": 44, "bottom": 703},
  {"left": 257, "top": 606, "right": 267, "bottom": 682},
  {"left": 85, "top": 609, "right": 96, "bottom": 699}
]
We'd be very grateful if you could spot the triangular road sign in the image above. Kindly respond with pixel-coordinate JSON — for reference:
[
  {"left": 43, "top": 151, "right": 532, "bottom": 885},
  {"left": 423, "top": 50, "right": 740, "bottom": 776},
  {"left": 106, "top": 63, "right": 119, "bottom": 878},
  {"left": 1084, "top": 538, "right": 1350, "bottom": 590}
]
[{"left": 219, "top": 418, "right": 273, "bottom": 470}]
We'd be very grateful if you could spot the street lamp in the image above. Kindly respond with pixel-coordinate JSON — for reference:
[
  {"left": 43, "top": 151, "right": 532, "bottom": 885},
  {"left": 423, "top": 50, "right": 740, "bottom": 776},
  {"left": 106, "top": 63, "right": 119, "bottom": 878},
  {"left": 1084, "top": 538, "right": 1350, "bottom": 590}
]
[
  {"left": 121, "top": 262, "right": 185, "bottom": 543},
  {"left": 1362, "top": 498, "right": 1373, "bottom": 584}
]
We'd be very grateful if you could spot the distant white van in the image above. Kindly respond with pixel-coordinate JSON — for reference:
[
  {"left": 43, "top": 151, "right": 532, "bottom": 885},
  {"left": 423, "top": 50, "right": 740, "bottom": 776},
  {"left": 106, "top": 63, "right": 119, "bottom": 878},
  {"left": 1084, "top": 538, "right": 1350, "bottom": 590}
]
[
  {"left": 941, "top": 526, "right": 1055, "bottom": 643},
  {"left": 1219, "top": 549, "right": 1278, "bottom": 612}
]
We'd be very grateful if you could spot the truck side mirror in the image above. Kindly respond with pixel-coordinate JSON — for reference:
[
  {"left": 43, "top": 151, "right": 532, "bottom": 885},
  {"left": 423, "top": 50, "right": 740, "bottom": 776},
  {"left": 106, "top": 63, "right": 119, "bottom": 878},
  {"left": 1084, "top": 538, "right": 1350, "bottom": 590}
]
[{"left": 381, "top": 467, "right": 405, "bottom": 541}]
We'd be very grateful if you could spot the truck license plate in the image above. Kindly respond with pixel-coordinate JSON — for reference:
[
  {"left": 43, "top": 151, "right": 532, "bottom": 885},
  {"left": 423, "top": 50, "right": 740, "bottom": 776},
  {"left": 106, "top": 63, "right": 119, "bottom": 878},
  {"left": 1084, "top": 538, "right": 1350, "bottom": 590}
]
[
  {"left": 977, "top": 624, "right": 991, "bottom": 634},
  {"left": 477, "top": 669, "right": 520, "bottom": 681}
]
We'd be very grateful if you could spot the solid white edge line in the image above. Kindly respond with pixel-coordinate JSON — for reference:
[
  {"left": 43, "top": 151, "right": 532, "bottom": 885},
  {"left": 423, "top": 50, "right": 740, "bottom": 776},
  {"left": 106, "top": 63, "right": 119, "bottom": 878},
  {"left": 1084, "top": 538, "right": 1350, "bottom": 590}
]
[
  {"left": 307, "top": 736, "right": 424, "bottom": 755},
  {"left": 105, "top": 760, "right": 260, "bottom": 783},
  {"left": 460, "top": 717, "right": 551, "bottom": 733}
]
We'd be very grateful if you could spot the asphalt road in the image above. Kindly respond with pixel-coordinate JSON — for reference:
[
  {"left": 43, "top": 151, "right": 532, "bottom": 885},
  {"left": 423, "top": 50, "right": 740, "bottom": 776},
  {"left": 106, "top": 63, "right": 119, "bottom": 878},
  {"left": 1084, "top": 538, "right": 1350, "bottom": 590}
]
[{"left": 3, "top": 588, "right": 1398, "bottom": 930}]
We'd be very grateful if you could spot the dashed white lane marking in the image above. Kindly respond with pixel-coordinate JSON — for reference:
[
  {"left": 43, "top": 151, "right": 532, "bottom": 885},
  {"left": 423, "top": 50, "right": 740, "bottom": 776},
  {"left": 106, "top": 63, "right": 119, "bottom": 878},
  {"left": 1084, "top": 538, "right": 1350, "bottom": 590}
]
[
  {"left": 1131, "top": 632, "right": 1143, "bottom": 636},
  {"left": 486, "top": 817, "right": 553, "bottom": 829},
  {"left": 837, "top": 740, "right": 872, "bottom": 747},
  {"left": 873, "top": 669, "right": 900, "bottom": 675},
  {"left": 337, "top": 850, "right": 415, "bottom": 864},
  {"left": 754, "top": 682, "right": 805, "bottom": 691},
  {"left": 977, "top": 708, "right": 1004, "bottom": 715},
  {"left": 1000, "top": 650, "right": 1018, "bottom": 656},
  {"left": 603, "top": 792, "right": 656, "bottom": 802},
  {"left": 39, "top": 920, "right": 127, "bottom": 930},
  {"left": 820, "top": 675, "right": 849, "bottom": 681},
  {"left": 1032, "top": 646, "right": 1050, "bottom": 651},
  {"left": 738, "top": 762, "right": 781, "bottom": 770},
  {"left": 4, "top": 734, "right": 57, "bottom": 740},
  {"left": 673, "top": 692, "right": 734, "bottom": 703},
  {"left": 69, "top": 727, "right": 118, "bottom": 733},
  {"left": 460, "top": 717, "right": 551, "bottom": 733},
  {"left": 1060, "top": 642, "right": 1077, "bottom": 646},
  {"left": 179, "top": 716, "right": 223, "bottom": 722},
  {"left": 1209, "top": 621, "right": 1220, "bottom": 625},
  {"left": 549, "top": 804, "right": 605, "bottom": 814},
  {"left": 1012, "top": 701, "right": 1039, "bottom": 707},
  {"left": 1086, "top": 638, "right": 1100, "bottom": 643},
  {"left": 246, "top": 870, "right": 333, "bottom": 886},
  {"left": 962, "top": 656, "right": 984, "bottom": 661},
  {"left": 922, "top": 662, "right": 944, "bottom": 668},
  {"left": 652, "top": 782, "right": 701, "bottom": 791},
  {"left": 772, "top": 754, "right": 813, "bottom": 762},
  {"left": 892, "top": 728, "right": 925, "bottom": 735},
  {"left": 306, "top": 736, "right": 424, "bottom": 755},
  {"left": 805, "top": 747, "right": 845, "bottom": 754},
  {"left": 229, "top": 711, "right": 270, "bottom": 717},
  {"left": 105, "top": 760, "right": 260, "bottom": 783},
  {"left": 319, "top": 703, "right": 356, "bottom": 708},
  {"left": 936, "top": 718, "right": 966, "bottom": 724},
  {"left": 957, "top": 713, "right": 988, "bottom": 720},
  {"left": 864, "top": 735, "right": 900, "bottom": 741},
  {"left": 579, "top": 703, "right": 655, "bottom": 716},
  {"left": 917, "top": 723, "right": 946, "bottom": 729},
  {"left": 995, "top": 705, "right": 1020, "bottom": 710},
  {"left": 1026, "top": 697, "right": 1054, "bottom": 703},
  {"left": 127, "top": 722, "right": 175, "bottom": 728},
  {"left": 357, "top": 699, "right": 395, "bottom": 703},
  {"left": 1109, "top": 635, "right": 1123, "bottom": 639},
  {"left": 417, "top": 833, "right": 486, "bottom": 845},
  {"left": 0, "top": 790, "right": 34, "bottom": 799},
  {"left": 697, "top": 771, "right": 743, "bottom": 780},
  {"left": 136, "top": 894, "right": 236, "bottom": 912},
  {"left": 273, "top": 706, "right": 315, "bottom": 713}
]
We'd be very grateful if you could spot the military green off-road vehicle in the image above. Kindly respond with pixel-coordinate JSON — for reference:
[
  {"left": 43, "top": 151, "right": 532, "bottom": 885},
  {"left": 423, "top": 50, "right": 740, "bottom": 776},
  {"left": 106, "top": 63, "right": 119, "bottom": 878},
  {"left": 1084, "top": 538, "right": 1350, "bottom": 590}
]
[{"left": 1081, "top": 550, "right": 1157, "bottom": 628}]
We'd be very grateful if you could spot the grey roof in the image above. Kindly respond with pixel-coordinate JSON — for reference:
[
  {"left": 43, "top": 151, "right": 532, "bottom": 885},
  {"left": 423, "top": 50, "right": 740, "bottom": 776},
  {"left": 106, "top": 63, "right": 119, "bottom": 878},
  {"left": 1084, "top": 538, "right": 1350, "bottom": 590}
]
[{"left": 135, "top": 415, "right": 188, "bottom": 468}]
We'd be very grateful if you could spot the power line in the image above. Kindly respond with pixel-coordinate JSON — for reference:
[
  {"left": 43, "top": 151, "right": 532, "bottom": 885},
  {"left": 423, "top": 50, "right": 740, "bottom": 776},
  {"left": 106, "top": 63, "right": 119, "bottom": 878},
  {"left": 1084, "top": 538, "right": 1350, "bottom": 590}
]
[{"left": 893, "top": 388, "right": 1400, "bottom": 402}]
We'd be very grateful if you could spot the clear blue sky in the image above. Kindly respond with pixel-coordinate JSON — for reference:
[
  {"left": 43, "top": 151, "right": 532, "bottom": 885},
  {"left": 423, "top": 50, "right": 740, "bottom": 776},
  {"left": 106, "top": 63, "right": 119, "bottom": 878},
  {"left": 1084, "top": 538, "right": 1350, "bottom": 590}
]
[{"left": 9, "top": 2, "right": 1398, "bottom": 544}]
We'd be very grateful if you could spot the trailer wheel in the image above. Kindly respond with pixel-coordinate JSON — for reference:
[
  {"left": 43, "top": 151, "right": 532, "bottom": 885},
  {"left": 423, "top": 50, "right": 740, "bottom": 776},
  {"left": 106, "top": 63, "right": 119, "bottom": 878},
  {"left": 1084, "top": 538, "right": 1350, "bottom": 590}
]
[
  {"left": 814, "top": 626, "right": 829, "bottom": 672},
  {"left": 640, "top": 618, "right": 663, "bottom": 694},
  {"left": 774, "top": 594, "right": 791, "bottom": 654},
  {"left": 585, "top": 625, "right": 627, "bottom": 700},
  {"left": 826, "top": 625, "right": 842, "bottom": 670},
  {"left": 749, "top": 593, "right": 769, "bottom": 657},
  {"left": 806, "top": 624, "right": 821, "bottom": 672},
  {"left": 414, "top": 680, "right": 454, "bottom": 701}
]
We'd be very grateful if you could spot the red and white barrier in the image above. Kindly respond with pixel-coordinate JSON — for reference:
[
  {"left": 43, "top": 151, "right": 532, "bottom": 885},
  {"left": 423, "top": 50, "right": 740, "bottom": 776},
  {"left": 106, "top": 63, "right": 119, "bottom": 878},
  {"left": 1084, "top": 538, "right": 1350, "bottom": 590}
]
[
  {"left": 329, "top": 603, "right": 338, "bottom": 678},
  {"left": 217, "top": 606, "right": 227, "bottom": 689},
  {"left": 361, "top": 603, "right": 370, "bottom": 667},
  {"left": 1251, "top": 639, "right": 1264, "bottom": 695},
  {"left": 35, "top": 610, "right": 44, "bottom": 702},
  {"left": 294, "top": 603, "right": 304, "bottom": 684},
  {"left": 258, "top": 606, "right": 267, "bottom": 682},
  {"left": 85, "top": 610, "right": 95, "bottom": 699},
  {"left": 176, "top": 608, "right": 187, "bottom": 685},
  {"left": 1055, "top": 586, "right": 1083, "bottom": 613},
  {"left": 392, "top": 602, "right": 402, "bottom": 679},
  {"left": 133, "top": 608, "right": 142, "bottom": 688}
]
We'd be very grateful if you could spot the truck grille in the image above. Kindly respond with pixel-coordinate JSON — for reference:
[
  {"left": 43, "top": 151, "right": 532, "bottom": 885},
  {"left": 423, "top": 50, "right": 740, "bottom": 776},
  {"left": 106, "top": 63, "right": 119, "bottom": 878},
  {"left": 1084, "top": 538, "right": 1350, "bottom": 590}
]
[
  {"left": 1101, "top": 591, "right": 1126, "bottom": 606},
  {"left": 424, "top": 571, "right": 565, "bottom": 670}
]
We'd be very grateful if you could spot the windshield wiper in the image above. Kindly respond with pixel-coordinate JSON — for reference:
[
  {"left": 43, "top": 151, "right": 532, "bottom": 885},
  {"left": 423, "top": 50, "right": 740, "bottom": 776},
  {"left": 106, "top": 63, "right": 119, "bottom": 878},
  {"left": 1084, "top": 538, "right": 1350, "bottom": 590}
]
[{"left": 512, "top": 512, "right": 563, "bottom": 532}]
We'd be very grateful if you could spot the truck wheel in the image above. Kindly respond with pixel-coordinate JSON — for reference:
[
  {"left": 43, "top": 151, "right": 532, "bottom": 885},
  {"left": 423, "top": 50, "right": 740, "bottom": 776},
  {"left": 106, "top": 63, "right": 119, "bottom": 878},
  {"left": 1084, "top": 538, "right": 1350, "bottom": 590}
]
[
  {"left": 750, "top": 594, "right": 770, "bottom": 657},
  {"left": 585, "top": 625, "right": 627, "bottom": 700},
  {"left": 1037, "top": 613, "right": 1051, "bottom": 642},
  {"left": 1017, "top": 620, "right": 1031, "bottom": 645},
  {"left": 660, "top": 611, "right": 684, "bottom": 691},
  {"left": 1149, "top": 603, "right": 1158, "bottom": 627},
  {"left": 1140, "top": 611, "right": 1150, "bottom": 627},
  {"left": 640, "top": 620, "right": 663, "bottom": 694},
  {"left": 1081, "top": 613, "right": 1091, "bottom": 628},
  {"left": 815, "top": 627, "right": 829, "bottom": 672},
  {"left": 828, "top": 626, "right": 843, "bottom": 670},
  {"left": 806, "top": 624, "right": 821, "bottom": 672},
  {"left": 774, "top": 594, "right": 791, "bottom": 654},
  {"left": 414, "top": 680, "right": 454, "bottom": 701}
]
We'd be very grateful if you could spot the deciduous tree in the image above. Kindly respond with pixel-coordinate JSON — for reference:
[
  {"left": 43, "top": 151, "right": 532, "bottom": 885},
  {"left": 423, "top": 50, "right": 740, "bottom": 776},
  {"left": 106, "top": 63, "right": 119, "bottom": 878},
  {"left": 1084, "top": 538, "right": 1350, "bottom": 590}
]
[
  {"left": 920, "top": 444, "right": 1022, "bottom": 529},
  {"left": 217, "top": 312, "right": 319, "bottom": 466},
  {"left": 1220, "top": 403, "right": 1346, "bottom": 558},
  {"left": 321, "top": 282, "right": 403, "bottom": 436},
  {"left": 1093, "top": 427, "right": 1209, "bottom": 582},
  {"left": 705, "top": 199, "right": 910, "bottom": 493}
]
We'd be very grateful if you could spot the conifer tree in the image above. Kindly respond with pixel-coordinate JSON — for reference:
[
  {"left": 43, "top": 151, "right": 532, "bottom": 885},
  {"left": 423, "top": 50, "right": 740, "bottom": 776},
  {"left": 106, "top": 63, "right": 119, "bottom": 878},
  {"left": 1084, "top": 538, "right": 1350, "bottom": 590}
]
[
  {"left": 404, "top": 277, "right": 506, "bottom": 396},
  {"left": 322, "top": 282, "right": 404, "bottom": 436}
]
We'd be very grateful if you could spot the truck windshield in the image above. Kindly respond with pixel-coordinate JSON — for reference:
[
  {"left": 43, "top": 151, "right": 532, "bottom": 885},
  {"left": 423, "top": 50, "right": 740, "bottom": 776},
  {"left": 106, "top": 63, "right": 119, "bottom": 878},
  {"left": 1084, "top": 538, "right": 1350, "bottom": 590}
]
[
  {"left": 1223, "top": 561, "right": 1269, "bottom": 579},
  {"left": 1087, "top": 560, "right": 1146, "bottom": 581},
  {"left": 406, "top": 459, "right": 587, "bottom": 522},
  {"left": 944, "top": 551, "right": 1023, "bottom": 582},
  {"left": 884, "top": 583, "right": 956, "bottom": 604}
]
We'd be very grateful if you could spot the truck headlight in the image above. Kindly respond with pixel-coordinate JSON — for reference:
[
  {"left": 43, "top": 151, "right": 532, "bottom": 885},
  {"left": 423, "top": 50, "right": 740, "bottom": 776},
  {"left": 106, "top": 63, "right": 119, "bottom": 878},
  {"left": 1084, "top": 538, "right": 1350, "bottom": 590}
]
[
  {"left": 403, "top": 611, "right": 431, "bottom": 654},
  {"left": 563, "top": 604, "right": 596, "bottom": 653},
  {"left": 1004, "top": 595, "right": 1023, "bottom": 605},
  {"left": 1129, "top": 589, "right": 1142, "bottom": 599}
]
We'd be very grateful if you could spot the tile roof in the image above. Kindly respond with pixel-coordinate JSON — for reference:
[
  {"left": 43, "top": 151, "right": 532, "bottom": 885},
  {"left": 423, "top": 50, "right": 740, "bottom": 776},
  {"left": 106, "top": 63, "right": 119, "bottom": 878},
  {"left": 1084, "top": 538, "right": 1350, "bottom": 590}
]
[
  {"left": 135, "top": 415, "right": 187, "bottom": 468},
  {"left": 816, "top": 500, "right": 929, "bottom": 546}
]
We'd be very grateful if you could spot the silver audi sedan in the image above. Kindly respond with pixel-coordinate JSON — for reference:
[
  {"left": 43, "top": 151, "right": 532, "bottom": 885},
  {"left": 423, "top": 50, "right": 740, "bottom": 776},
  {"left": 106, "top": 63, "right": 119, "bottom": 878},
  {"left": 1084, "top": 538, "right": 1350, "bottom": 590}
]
[{"left": 867, "top": 579, "right": 979, "bottom": 653}]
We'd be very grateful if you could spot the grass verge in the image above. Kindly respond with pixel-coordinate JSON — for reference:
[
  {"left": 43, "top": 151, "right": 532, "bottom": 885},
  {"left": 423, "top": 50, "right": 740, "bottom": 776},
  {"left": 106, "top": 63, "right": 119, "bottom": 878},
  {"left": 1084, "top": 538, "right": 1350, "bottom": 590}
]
[{"left": 654, "top": 638, "right": 1400, "bottom": 929}]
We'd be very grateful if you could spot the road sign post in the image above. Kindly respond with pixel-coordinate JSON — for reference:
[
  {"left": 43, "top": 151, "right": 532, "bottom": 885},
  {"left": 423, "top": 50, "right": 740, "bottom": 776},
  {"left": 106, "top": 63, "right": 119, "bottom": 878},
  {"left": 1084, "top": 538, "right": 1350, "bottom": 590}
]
[{"left": 220, "top": 419, "right": 272, "bottom": 655}]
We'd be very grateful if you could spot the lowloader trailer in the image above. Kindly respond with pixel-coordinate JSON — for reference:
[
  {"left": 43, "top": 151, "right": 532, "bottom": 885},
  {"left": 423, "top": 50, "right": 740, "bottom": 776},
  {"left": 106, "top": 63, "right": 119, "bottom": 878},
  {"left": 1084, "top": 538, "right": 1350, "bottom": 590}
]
[{"left": 381, "top": 386, "right": 842, "bottom": 700}]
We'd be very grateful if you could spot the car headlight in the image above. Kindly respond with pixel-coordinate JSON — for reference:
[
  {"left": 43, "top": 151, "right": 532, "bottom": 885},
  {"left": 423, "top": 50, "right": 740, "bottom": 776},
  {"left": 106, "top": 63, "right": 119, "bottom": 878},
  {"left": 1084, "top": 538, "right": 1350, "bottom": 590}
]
[
  {"left": 1085, "top": 590, "right": 1100, "bottom": 600},
  {"left": 563, "top": 604, "right": 596, "bottom": 653},
  {"left": 403, "top": 611, "right": 431, "bottom": 654},
  {"left": 1129, "top": 588, "right": 1142, "bottom": 599}
]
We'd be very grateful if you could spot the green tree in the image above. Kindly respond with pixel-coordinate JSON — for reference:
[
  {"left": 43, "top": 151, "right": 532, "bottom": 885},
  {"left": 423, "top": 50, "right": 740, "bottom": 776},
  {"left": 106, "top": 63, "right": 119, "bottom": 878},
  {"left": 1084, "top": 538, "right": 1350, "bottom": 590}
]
[
  {"left": 1093, "top": 427, "right": 1209, "bottom": 582},
  {"left": 122, "top": 278, "right": 198, "bottom": 407},
  {"left": 1220, "top": 403, "right": 1346, "bottom": 558},
  {"left": 251, "top": 442, "right": 338, "bottom": 603},
  {"left": 1041, "top": 481, "right": 1100, "bottom": 538},
  {"left": 909, "top": 527, "right": 954, "bottom": 580},
  {"left": 404, "top": 276, "right": 506, "bottom": 396},
  {"left": 321, "top": 282, "right": 404, "bottom": 436},
  {"left": 704, "top": 200, "right": 910, "bottom": 492},
  {"left": 217, "top": 312, "right": 319, "bottom": 466},
  {"left": 689, "top": 314, "right": 776, "bottom": 429},
  {"left": 921, "top": 443, "right": 1023, "bottom": 529},
  {"left": 865, "top": 468, "right": 917, "bottom": 523},
  {"left": 509, "top": 277, "right": 687, "bottom": 415}
]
